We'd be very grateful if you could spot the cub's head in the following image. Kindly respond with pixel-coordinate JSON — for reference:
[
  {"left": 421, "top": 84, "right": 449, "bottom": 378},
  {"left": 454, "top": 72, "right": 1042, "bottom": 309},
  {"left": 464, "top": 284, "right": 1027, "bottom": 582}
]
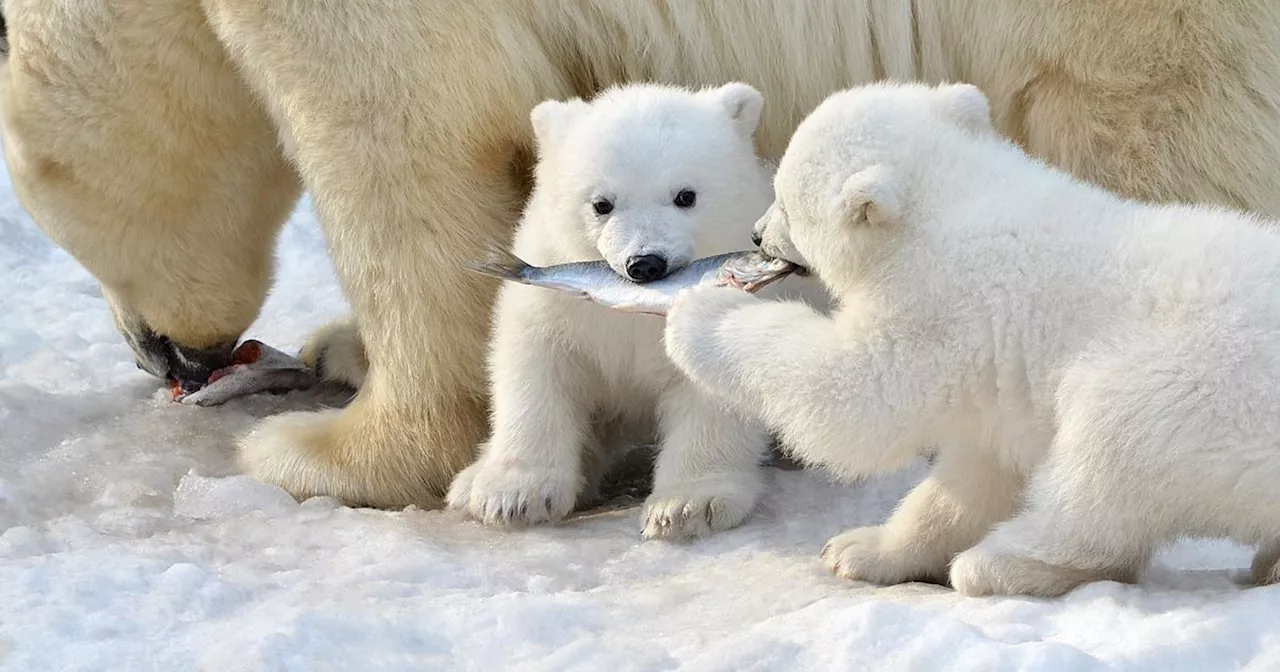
[
  {"left": 529, "top": 82, "right": 774, "bottom": 282},
  {"left": 753, "top": 82, "right": 992, "bottom": 290}
]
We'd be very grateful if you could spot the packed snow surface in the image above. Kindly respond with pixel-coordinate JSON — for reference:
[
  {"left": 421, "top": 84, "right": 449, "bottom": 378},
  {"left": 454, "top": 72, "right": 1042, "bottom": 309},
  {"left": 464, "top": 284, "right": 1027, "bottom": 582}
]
[{"left": 2, "top": 169, "right": 1279, "bottom": 671}]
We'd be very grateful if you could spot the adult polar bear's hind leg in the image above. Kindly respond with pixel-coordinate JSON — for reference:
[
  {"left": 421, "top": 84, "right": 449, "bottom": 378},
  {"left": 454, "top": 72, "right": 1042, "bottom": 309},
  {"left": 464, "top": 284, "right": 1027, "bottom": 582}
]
[{"left": 1254, "top": 544, "right": 1280, "bottom": 586}]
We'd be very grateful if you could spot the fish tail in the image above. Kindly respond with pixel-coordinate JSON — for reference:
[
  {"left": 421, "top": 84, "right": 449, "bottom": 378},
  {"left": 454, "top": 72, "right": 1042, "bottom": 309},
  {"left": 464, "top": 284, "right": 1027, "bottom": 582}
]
[{"left": 464, "top": 243, "right": 531, "bottom": 281}]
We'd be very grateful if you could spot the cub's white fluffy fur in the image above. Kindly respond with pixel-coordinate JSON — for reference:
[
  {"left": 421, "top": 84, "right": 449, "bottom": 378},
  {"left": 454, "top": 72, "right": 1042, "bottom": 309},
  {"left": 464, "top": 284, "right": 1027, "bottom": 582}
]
[
  {"left": 447, "top": 83, "right": 824, "bottom": 539},
  {"left": 664, "top": 81, "right": 1280, "bottom": 596}
]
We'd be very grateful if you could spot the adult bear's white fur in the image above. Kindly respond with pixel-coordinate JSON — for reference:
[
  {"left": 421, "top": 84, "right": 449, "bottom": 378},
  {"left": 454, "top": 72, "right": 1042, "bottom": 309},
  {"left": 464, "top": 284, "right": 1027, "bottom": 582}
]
[
  {"left": 448, "top": 83, "right": 820, "bottom": 537},
  {"left": 5, "top": 1, "right": 1280, "bottom": 507},
  {"left": 663, "top": 82, "right": 1280, "bottom": 597}
]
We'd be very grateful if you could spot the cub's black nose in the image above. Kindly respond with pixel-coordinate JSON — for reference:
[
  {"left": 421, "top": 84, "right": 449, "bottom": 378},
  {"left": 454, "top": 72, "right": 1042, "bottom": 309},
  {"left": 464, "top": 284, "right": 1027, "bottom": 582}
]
[
  {"left": 751, "top": 231, "right": 763, "bottom": 246},
  {"left": 625, "top": 254, "right": 668, "bottom": 283}
]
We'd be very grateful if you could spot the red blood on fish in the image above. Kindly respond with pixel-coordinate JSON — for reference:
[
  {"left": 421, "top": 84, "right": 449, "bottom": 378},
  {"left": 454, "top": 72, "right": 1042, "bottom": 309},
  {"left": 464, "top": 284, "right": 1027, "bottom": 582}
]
[
  {"left": 205, "top": 340, "right": 263, "bottom": 385},
  {"left": 232, "top": 340, "right": 263, "bottom": 366},
  {"left": 169, "top": 378, "right": 183, "bottom": 400}
]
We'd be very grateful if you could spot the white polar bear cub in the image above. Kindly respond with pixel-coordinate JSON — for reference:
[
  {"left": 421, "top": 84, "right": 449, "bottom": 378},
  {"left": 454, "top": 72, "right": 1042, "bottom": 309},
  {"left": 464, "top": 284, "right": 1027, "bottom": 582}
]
[
  {"left": 663, "top": 81, "right": 1280, "bottom": 596},
  {"left": 447, "top": 82, "right": 817, "bottom": 539}
]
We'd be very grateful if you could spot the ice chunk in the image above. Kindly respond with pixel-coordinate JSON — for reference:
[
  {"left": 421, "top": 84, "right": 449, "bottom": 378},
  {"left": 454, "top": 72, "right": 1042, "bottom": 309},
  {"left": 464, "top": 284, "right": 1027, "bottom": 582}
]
[{"left": 172, "top": 472, "right": 298, "bottom": 520}]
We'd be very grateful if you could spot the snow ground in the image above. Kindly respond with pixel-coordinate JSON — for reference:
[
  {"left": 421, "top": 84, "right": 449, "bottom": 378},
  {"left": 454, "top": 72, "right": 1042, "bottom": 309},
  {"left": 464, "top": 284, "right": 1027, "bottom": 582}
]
[{"left": 2, "top": 167, "right": 1279, "bottom": 672}]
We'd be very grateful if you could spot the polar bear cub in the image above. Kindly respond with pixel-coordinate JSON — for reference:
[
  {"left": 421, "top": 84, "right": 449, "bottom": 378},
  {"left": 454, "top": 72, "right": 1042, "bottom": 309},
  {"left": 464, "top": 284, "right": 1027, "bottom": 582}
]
[
  {"left": 447, "top": 82, "right": 818, "bottom": 538},
  {"left": 662, "top": 81, "right": 1280, "bottom": 596}
]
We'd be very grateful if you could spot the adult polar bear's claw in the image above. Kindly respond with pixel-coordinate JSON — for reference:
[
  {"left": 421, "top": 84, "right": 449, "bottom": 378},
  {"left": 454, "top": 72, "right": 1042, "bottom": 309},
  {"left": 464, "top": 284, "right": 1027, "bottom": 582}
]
[{"left": 8, "top": 0, "right": 1280, "bottom": 509}]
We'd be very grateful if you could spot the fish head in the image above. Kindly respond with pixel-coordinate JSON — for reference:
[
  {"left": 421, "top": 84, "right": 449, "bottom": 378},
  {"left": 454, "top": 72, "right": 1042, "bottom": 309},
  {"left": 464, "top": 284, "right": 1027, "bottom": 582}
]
[{"left": 752, "top": 201, "right": 812, "bottom": 274}]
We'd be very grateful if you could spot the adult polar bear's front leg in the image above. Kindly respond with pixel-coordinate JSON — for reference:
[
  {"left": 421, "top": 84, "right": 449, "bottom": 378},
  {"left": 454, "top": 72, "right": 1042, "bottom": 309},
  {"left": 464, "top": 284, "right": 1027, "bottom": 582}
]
[{"left": 202, "top": 0, "right": 569, "bottom": 507}]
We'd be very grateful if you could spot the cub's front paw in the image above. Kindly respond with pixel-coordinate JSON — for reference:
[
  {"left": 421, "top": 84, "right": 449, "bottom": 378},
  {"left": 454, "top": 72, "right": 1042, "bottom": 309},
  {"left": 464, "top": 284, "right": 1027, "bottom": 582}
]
[
  {"left": 445, "top": 454, "right": 580, "bottom": 526},
  {"left": 821, "top": 526, "right": 947, "bottom": 585},
  {"left": 641, "top": 472, "right": 762, "bottom": 540}
]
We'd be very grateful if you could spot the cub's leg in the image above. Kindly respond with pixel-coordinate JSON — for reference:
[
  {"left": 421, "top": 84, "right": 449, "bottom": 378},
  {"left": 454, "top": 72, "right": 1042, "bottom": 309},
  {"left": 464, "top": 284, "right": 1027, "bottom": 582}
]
[
  {"left": 445, "top": 289, "right": 594, "bottom": 525},
  {"left": 823, "top": 447, "right": 1025, "bottom": 585},
  {"left": 949, "top": 449, "right": 1157, "bottom": 598},
  {"left": 642, "top": 381, "right": 771, "bottom": 540},
  {"left": 949, "top": 345, "right": 1179, "bottom": 598}
]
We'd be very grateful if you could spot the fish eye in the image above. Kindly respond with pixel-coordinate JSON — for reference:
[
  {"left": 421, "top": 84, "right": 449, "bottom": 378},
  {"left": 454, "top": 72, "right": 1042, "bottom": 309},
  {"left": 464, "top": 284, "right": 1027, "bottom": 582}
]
[
  {"left": 592, "top": 199, "right": 614, "bottom": 216},
  {"left": 673, "top": 189, "right": 696, "bottom": 208}
]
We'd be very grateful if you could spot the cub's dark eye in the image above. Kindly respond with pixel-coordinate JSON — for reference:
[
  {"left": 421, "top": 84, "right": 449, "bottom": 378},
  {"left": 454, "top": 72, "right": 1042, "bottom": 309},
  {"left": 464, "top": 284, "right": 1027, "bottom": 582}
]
[
  {"left": 673, "top": 189, "right": 697, "bottom": 208},
  {"left": 592, "top": 199, "right": 614, "bottom": 216}
]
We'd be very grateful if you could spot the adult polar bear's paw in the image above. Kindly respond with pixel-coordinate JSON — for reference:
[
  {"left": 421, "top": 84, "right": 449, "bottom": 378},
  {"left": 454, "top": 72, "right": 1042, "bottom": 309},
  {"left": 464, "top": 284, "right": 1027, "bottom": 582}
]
[
  {"left": 445, "top": 450, "right": 581, "bottom": 526},
  {"left": 641, "top": 470, "right": 763, "bottom": 540},
  {"left": 298, "top": 318, "right": 368, "bottom": 390},
  {"left": 238, "top": 408, "right": 395, "bottom": 507},
  {"left": 237, "top": 404, "right": 465, "bottom": 509},
  {"left": 821, "top": 526, "right": 949, "bottom": 586}
]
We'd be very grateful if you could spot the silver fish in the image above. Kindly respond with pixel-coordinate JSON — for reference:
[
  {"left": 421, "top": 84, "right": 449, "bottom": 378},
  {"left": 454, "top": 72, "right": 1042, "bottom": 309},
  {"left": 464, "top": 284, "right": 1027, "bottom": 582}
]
[
  {"left": 173, "top": 339, "right": 319, "bottom": 406},
  {"left": 465, "top": 247, "right": 801, "bottom": 315}
]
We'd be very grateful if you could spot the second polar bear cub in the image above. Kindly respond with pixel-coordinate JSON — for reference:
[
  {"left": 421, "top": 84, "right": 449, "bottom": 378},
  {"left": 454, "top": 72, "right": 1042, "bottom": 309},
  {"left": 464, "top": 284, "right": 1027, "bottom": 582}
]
[
  {"left": 448, "top": 82, "right": 814, "bottom": 538},
  {"left": 663, "top": 81, "right": 1280, "bottom": 596}
]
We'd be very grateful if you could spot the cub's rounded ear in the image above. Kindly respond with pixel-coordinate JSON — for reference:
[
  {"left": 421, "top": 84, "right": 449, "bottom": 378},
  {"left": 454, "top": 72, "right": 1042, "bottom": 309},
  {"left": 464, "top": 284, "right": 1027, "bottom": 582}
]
[
  {"left": 934, "top": 82, "right": 993, "bottom": 134},
  {"left": 530, "top": 98, "right": 590, "bottom": 150},
  {"left": 707, "top": 82, "right": 765, "bottom": 137},
  {"left": 828, "top": 165, "right": 903, "bottom": 228}
]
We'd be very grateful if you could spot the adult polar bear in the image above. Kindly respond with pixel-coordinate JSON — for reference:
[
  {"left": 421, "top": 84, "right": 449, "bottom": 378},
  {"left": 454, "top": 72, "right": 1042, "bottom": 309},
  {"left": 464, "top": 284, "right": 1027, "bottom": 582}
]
[{"left": 3, "top": 1, "right": 1280, "bottom": 509}]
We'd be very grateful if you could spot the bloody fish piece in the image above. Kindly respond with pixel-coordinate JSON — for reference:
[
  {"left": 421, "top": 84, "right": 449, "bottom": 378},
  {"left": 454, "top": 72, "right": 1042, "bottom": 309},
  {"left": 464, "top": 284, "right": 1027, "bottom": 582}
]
[{"left": 172, "top": 339, "right": 319, "bottom": 406}]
